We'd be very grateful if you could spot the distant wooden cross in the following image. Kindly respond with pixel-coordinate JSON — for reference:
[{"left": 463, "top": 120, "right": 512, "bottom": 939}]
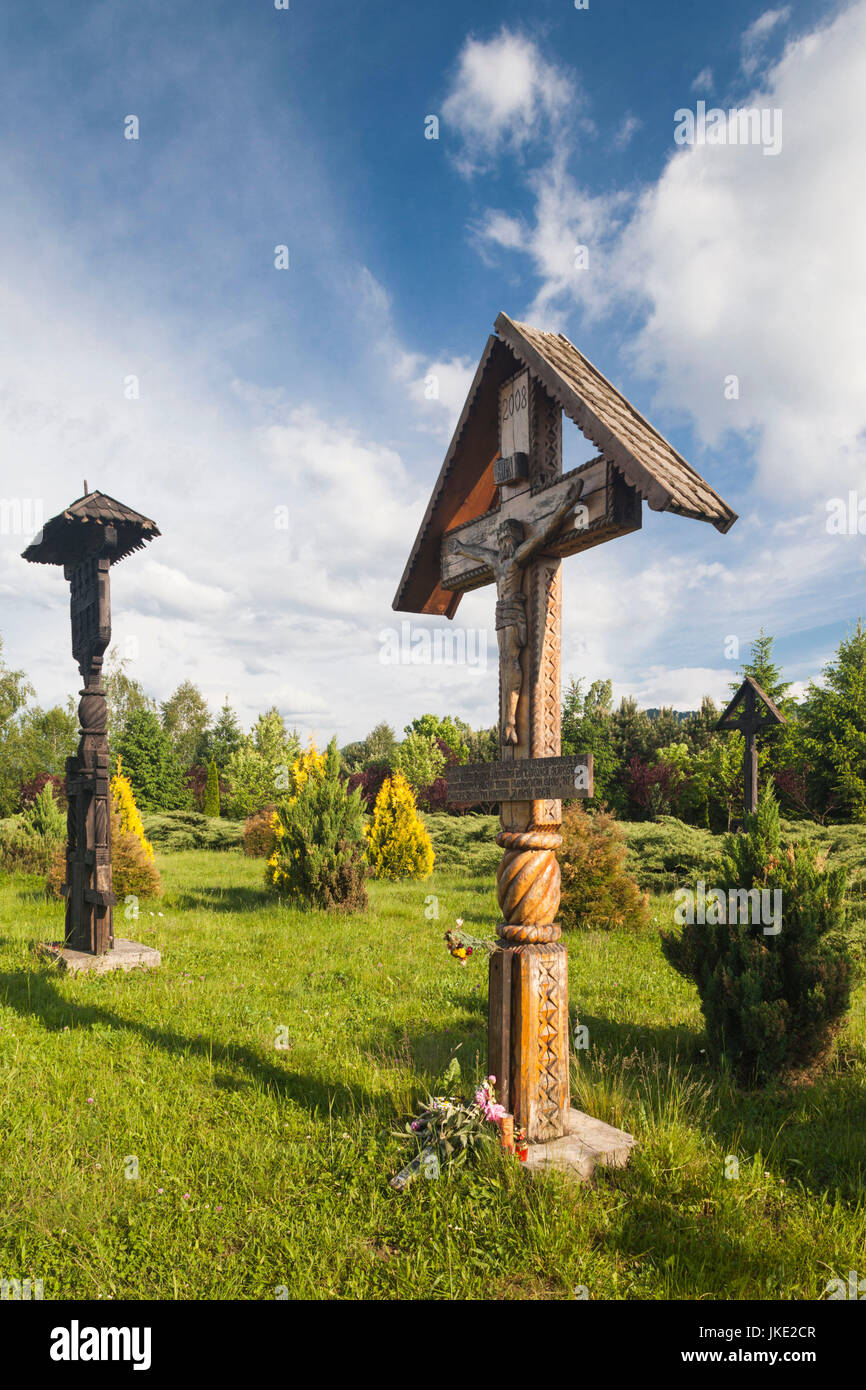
[
  {"left": 715, "top": 675, "right": 785, "bottom": 818},
  {"left": 23, "top": 490, "right": 160, "bottom": 956},
  {"left": 394, "top": 313, "right": 737, "bottom": 1149}
]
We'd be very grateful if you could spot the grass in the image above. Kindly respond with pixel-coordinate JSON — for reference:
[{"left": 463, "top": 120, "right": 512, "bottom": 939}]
[{"left": 0, "top": 845, "right": 864, "bottom": 1300}]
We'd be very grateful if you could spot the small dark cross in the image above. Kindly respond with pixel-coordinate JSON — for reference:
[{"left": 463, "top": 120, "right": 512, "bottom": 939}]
[{"left": 715, "top": 676, "right": 785, "bottom": 817}]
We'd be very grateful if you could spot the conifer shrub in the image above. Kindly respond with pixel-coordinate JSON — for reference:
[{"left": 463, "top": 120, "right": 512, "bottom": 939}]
[
  {"left": 366, "top": 771, "right": 435, "bottom": 881},
  {"left": 266, "top": 738, "right": 368, "bottom": 911},
  {"left": 559, "top": 802, "right": 650, "bottom": 931},
  {"left": 46, "top": 805, "right": 162, "bottom": 901},
  {"left": 243, "top": 806, "right": 277, "bottom": 858},
  {"left": 204, "top": 758, "right": 220, "bottom": 817},
  {"left": 661, "top": 788, "right": 854, "bottom": 1083},
  {"left": 111, "top": 757, "right": 155, "bottom": 861},
  {"left": 140, "top": 811, "right": 244, "bottom": 852},
  {"left": 0, "top": 786, "right": 66, "bottom": 873}
]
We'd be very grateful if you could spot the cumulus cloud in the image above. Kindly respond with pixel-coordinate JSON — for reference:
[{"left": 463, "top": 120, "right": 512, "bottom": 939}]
[{"left": 442, "top": 29, "right": 576, "bottom": 175}]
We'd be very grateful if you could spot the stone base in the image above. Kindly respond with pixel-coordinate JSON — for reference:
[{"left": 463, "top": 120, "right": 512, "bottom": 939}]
[
  {"left": 522, "top": 1108, "right": 635, "bottom": 1183},
  {"left": 38, "top": 939, "right": 161, "bottom": 975}
]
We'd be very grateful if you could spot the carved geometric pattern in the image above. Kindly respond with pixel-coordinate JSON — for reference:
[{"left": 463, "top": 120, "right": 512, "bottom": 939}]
[
  {"left": 536, "top": 955, "right": 562, "bottom": 1140},
  {"left": 530, "top": 560, "right": 562, "bottom": 824},
  {"left": 529, "top": 382, "right": 561, "bottom": 487}
]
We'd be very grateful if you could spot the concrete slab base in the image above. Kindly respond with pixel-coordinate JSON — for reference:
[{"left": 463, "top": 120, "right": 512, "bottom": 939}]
[
  {"left": 523, "top": 1108, "right": 635, "bottom": 1183},
  {"left": 37, "top": 939, "right": 161, "bottom": 975}
]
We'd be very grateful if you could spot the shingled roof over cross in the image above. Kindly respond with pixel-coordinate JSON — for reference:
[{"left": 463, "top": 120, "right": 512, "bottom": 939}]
[
  {"left": 22, "top": 490, "right": 160, "bottom": 567},
  {"left": 394, "top": 312, "right": 738, "bottom": 615}
]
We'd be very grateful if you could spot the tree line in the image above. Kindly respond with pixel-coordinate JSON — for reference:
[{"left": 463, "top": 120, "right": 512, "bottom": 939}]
[{"left": 0, "top": 622, "right": 864, "bottom": 825}]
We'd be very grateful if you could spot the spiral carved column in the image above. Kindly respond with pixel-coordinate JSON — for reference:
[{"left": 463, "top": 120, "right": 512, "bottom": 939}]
[
  {"left": 495, "top": 828, "right": 562, "bottom": 942},
  {"left": 490, "top": 825, "right": 570, "bottom": 1143}
]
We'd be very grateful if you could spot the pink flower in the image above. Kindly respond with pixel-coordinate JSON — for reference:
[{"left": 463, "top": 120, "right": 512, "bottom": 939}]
[
  {"left": 183, "top": 1193, "right": 190, "bottom": 1200},
  {"left": 86, "top": 1097, "right": 94, "bottom": 1104},
  {"left": 485, "top": 1102, "right": 507, "bottom": 1123}
]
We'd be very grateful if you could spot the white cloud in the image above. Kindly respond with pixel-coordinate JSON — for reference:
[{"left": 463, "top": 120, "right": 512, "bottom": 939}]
[
  {"left": 741, "top": 7, "right": 792, "bottom": 76},
  {"left": 691, "top": 66, "right": 714, "bottom": 92},
  {"left": 613, "top": 113, "right": 642, "bottom": 149},
  {"left": 442, "top": 29, "right": 576, "bottom": 175}
]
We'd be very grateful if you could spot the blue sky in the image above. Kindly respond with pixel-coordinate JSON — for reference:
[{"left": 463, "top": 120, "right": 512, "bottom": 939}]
[{"left": 1, "top": 0, "right": 863, "bottom": 744}]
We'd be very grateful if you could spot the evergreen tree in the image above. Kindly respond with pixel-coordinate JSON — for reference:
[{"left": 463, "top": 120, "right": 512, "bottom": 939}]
[
  {"left": 110, "top": 758, "right": 155, "bottom": 860},
  {"left": 204, "top": 758, "right": 220, "bottom": 817},
  {"left": 662, "top": 788, "right": 853, "bottom": 1082},
  {"left": 197, "top": 698, "right": 244, "bottom": 771},
  {"left": 730, "top": 628, "right": 792, "bottom": 707},
  {"left": 266, "top": 737, "right": 367, "bottom": 910},
  {"left": 800, "top": 619, "right": 866, "bottom": 820},
  {"left": 366, "top": 771, "right": 435, "bottom": 880},
  {"left": 117, "top": 709, "right": 189, "bottom": 812}
]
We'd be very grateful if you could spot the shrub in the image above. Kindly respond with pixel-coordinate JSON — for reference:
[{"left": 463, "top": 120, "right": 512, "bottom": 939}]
[
  {"left": 661, "top": 788, "right": 854, "bottom": 1083},
  {"left": 0, "top": 819, "right": 59, "bottom": 874},
  {"left": 45, "top": 805, "right": 162, "bottom": 902},
  {"left": 424, "top": 813, "right": 500, "bottom": 875},
  {"left": 559, "top": 803, "right": 650, "bottom": 931},
  {"left": 20, "top": 772, "right": 66, "bottom": 811},
  {"left": 111, "top": 758, "right": 155, "bottom": 860},
  {"left": 622, "top": 817, "right": 721, "bottom": 894},
  {"left": 21, "top": 784, "right": 66, "bottom": 844},
  {"left": 141, "top": 811, "right": 244, "bottom": 852},
  {"left": 346, "top": 761, "right": 391, "bottom": 811},
  {"left": 366, "top": 772, "right": 434, "bottom": 881},
  {"left": 266, "top": 738, "right": 368, "bottom": 911},
  {"left": 0, "top": 786, "right": 66, "bottom": 874},
  {"left": 243, "top": 806, "right": 277, "bottom": 858},
  {"left": 204, "top": 758, "right": 220, "bottom": 817}
]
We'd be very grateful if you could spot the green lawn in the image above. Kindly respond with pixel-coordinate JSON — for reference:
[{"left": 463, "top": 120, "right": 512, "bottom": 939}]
[{"left": 0, "top": 848, "right": 864, "bottom": 1300}]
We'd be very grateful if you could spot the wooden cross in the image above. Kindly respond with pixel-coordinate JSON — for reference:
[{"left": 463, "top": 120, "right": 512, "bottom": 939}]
[
  {"left": 23, "top": 491, "right": 159, "bottom": 955},
  {"left": 394, "top": 313, "right": 737, "bottom": 1148},
  {"left": 436, "top": 370, "right": 615, "bottom": 1140},
  {"left": 715, "top": 676, "right": 785, "bottom": 818}
]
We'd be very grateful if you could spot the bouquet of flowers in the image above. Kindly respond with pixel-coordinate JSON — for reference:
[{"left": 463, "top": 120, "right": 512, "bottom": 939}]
[
  {"left": 444, "top": 917, "right": 497, "bottom": 966},
  {"left": 390, "top": 1065, "right": 509, "bottom": 1189}
]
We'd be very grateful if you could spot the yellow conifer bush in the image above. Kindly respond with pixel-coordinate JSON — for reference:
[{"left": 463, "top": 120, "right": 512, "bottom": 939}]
[
  {"left": 289, "top": 741, "right": 327, "bottom": 798},
  {"left": 111, "top": 757, "right": 155, "bottom": 861},
  {"left": 366, "top": 772, "right": 434, "bottom": 880}
]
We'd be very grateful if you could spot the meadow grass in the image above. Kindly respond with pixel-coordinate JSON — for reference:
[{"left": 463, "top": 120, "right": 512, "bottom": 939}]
[{"left": 0, "top": 848, "right": 863, "bottom": 1300}]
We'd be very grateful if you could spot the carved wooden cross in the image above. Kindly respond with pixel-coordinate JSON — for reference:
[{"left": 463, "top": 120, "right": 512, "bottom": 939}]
[
  {"left": 715, "top": 676, "right": 785, "bottom": 818},
  {"left": 394, "top": 313, "right": 737, "bottom": 1149},
  {"left": 23, "top": 490, "right": 160, "bottom": 955}
]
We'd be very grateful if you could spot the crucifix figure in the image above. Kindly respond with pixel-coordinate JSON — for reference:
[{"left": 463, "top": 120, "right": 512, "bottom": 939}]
[
  {"left": 449, "top": 475, "right": 585, "bottom": 744},
  {"left": 394, "top": 313, "right": 737, "bottom": 1165}
]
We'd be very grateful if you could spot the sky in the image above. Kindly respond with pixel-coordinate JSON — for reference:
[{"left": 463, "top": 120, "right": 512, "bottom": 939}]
[{"left": 1, "top": 0, "right": 864, "bottom": 745}]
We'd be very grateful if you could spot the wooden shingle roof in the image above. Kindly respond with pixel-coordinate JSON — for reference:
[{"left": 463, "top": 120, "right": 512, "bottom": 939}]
[
  {"left": 22, "top": 491, "right": 160, "bottom": 566},
  {"left": 496, "top": 314, "right": 736, "bottom": 532},
  {"left": 394, "top": 314, "right": 737, "bottom": 615}
]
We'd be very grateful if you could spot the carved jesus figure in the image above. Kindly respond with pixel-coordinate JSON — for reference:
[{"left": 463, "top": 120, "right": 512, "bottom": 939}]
[{"left": 451, "top": 475, "right": 585, "bottom": 745}]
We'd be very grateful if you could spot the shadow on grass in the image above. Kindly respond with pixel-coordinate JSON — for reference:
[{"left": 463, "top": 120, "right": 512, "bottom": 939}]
[
  {"left": 0, "top": 966, "right": 383, "bottom": 1123},
  {"left": 571, "top": 1005, "right": 866, "bottom": 1204},
  {"left": 170, "top": 885, "right": 273, "bottom": 914}
]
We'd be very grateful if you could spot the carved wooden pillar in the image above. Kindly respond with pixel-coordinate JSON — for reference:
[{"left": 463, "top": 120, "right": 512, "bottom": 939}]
[
  {"left": 489, "top": 381, "right": 570, "bottom": 1143},
  {"left": 64, "top": 553, "right": 116, "bottom": 954}
]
